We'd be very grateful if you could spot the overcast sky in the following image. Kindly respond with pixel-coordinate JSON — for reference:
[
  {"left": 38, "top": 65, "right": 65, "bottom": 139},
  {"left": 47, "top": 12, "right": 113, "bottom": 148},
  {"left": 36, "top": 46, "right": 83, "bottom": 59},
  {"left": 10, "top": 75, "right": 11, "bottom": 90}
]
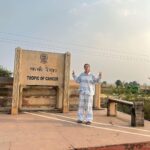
[{"left": 0, "top": 0, "right": 150, "bottom": 84}]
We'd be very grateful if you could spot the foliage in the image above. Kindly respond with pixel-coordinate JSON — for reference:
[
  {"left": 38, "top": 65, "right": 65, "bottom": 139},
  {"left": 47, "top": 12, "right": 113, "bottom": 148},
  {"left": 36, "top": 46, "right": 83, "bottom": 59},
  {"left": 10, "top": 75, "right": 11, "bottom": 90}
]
[
  {"left": 0, "top": 65, "right": 12, "bottom": 77},
  {"left": 114, "top": 80, "right": 140, "bottom": 95},
  {"left": 102, "top": 80, "right": 150, "bottom": 120},
  {"left": 115, "top": 80, "right": 123, "bottom": 88}
]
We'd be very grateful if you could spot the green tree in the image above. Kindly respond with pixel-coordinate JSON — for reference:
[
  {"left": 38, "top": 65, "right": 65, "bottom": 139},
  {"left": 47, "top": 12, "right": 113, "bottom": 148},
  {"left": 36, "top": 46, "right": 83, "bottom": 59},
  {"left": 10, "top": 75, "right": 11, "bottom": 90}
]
[
  {"left": 115, "top": 80, "right": 123, "bottom": 88},
  {"left": 115, "top": 80, "right": 123, "bottom": 95},
  {"left": 0, "top": 65, "right": 12, "bottom": 77},
  {"left": 128, "top": 81, "right": 140, "bottom": 94}
]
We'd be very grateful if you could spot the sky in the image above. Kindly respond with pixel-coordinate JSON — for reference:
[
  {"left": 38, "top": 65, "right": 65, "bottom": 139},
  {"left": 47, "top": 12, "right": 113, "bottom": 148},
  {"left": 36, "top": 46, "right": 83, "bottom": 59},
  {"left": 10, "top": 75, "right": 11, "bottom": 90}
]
[{"left": 0, "top": 0, "right": 150, "bottom": 84}]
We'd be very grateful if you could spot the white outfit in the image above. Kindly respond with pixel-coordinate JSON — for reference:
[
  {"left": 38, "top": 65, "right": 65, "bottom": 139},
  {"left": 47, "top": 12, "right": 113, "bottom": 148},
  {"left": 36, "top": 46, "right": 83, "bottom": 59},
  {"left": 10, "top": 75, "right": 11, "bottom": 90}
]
[{"left": 73, "top": 72, "right": 100, "bottom": 122}]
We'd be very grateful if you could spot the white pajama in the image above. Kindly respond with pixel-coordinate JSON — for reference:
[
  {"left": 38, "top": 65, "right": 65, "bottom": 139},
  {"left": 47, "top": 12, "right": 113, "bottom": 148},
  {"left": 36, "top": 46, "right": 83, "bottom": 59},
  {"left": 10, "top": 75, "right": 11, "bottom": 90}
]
[{"left": 78, "top": 94, "right": 93, "bottom": 122}]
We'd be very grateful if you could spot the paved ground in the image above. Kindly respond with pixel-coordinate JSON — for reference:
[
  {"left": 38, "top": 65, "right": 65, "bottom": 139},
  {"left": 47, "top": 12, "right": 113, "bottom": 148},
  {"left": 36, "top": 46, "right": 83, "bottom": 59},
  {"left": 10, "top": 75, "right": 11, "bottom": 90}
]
[{"left": 0, "top": 109, "right": 150, "bottom": 150}]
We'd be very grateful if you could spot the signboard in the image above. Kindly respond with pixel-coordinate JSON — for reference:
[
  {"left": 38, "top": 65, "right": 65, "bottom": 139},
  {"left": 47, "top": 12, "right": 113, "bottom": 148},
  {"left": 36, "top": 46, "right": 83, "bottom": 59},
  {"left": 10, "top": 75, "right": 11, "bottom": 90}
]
[
  {"left": 11, "top": 48, "right": 71, "bottom": 114},
  {"left": 19, "top": 50, "right": 65, "bottom": 86}
]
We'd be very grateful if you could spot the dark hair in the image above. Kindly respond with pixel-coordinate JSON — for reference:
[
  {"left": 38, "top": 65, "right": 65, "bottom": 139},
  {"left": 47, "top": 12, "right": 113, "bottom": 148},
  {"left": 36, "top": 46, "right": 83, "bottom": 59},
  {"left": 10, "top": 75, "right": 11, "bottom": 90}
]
[{"left": 84, "top": 64, "right": 90, "bottom": 68}]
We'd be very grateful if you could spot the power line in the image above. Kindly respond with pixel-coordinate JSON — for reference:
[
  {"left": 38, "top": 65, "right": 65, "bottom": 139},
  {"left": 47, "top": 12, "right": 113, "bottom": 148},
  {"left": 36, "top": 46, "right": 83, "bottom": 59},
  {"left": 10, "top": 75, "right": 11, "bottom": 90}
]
[
  {"left": 0, "top": 36, "right": 150, "bottom": 63},
  {"left": 0, "top": 38, "right": 66, "bottom": 53},
  {"left": 0, "top": 31, "right": 149, "bottom": 57}
]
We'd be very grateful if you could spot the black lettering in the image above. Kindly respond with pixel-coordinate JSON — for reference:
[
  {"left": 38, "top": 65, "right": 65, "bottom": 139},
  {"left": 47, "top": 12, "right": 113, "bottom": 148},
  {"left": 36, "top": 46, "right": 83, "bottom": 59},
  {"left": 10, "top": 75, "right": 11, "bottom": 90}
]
[
  {"left": 45, "top": 77, "right": 58, "bottom": 81},
  {"left": 40, "top": 76, "right": 44, "bottom": 80},
  {"left": 27, "top": 76, "right": 39, "bottom": 80}
]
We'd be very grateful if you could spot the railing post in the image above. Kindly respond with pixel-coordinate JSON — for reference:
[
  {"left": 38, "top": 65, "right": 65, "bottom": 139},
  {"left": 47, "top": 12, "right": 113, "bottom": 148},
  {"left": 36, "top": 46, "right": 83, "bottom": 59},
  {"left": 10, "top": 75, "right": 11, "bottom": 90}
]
[
  {"left": 131, "top": 101, "right": 144, "bottom": 127},
  {"left": 107, "top": 100, "right": 117, "bottom": 116}
]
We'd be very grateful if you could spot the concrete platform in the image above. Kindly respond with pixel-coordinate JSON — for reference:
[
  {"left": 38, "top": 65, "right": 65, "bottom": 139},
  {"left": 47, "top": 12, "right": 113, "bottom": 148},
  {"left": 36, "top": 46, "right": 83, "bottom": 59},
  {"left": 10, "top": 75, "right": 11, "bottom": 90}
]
[{"left": 0, "top": 109, "right": 150, "bottom": 150}]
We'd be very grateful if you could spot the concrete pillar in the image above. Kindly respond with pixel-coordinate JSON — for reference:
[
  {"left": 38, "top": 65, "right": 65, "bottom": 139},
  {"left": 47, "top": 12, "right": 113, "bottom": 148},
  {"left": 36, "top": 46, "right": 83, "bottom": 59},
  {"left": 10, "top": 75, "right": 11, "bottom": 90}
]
[
  {"left": 62, "top": 52, "right": 71, "bottom": 113},
  {"left": 107, "top": 102, "right": 117, "bottom": 116},
  {"left": 93, "top": 83, "right": 101, "bottom": 109},
  {"left": 11, "top": 48, "right": 22, "bottom": 115},
  {"left": 131, "top": 101, "right": 144, "bottom": 127}
]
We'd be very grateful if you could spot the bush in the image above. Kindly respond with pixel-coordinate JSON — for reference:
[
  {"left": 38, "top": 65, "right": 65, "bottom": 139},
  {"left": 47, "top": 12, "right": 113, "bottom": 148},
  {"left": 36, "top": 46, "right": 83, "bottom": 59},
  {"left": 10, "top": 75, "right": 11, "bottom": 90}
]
[{"left": 0, "top": 65, "right": 12, "bottom": 77}]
